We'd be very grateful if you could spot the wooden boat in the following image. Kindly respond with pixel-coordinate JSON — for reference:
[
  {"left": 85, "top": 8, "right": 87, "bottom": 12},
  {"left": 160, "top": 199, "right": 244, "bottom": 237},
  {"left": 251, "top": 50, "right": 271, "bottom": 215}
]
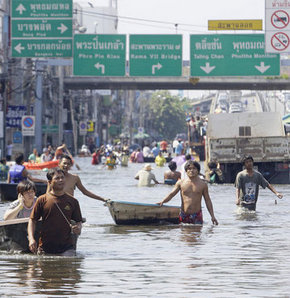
[
  {"left": 106, "top": 200, "right": 180, "bottom": 225},
  {"left": 0, "top": 182, "right": 47, "bottom": 201},
  {"left": 0, "top": 218, "right": 78, "bottom": 253},
  {"left": 0, "top": 218, "right": 41, "bottom": 252},
  {"left": 23, "top": 160, "right": 59, "bottom": 170},
  {"left": 143, "top": 156, "right": 172, "bottom": 163}
]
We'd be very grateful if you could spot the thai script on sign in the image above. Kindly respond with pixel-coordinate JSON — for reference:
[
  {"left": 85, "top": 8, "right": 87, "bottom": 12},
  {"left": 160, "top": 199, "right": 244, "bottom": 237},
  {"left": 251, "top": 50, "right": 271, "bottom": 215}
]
[
  {"left": 232, "top": 41, "right": 264, "bottom": 53},
  {"left": 217, "top": 23, "right": 254, "bottom": 29},
  {"left": 6, "top": 105, "right": 27, "bottom": 128},
  {"left": 130, "top": 44, "right": 180, "bottom": 50},
  {"left": 30, "top": 4, "right": 70, "bottom": 11},
  {"left": 27, "top": 42, "right": 71, "bottom": 51},
  {"left": 271, "top": 0, "right": 290, "bottom": 8},
  {"left": 194, "top": 38, "right": 222, "bottom": 50},
  {"left": 17, "top": 23, "right": 51, "bottom": 32},
  {"left": 75, "top": 39, "right": 125, "bottom": 51}
]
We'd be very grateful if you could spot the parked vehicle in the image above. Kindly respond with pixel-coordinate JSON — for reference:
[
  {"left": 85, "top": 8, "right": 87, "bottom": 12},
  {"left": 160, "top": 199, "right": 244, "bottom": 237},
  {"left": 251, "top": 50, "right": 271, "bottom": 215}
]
[
  {"left": 229, "top": 102, "right": 243, "bottom": 113},
  {"left": 205, "top": 112, "right": 290, "bottom": 184},
  {"left": 217, "top": 93, "right": 229, "bottom": 111}
]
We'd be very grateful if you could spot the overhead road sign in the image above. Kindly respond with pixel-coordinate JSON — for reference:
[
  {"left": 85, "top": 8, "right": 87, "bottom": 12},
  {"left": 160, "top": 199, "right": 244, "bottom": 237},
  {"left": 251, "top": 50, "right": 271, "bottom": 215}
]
[
  {"left": 11, "top": 0, "right": 73, "bottom": 58},
  {"left": 73, "top": 34, "right": 126, "bottom": 76},
  {"left": 265, "top": 0, "right": 290, "bottom": 53},
  {"left": 129, "top": 35, "right": 182, "bottom": 76},
  {"left": 208, "top": 20, "right": 263, "bottom": 31},
  {"left": 11, "top": 0, "right": 73, "bottom": 18},
  {"left": 12, "top": 19, "right": 73, "bottom": 38},
  {"left": 190, "top": 34, "right": 280, "bottom": 76}
]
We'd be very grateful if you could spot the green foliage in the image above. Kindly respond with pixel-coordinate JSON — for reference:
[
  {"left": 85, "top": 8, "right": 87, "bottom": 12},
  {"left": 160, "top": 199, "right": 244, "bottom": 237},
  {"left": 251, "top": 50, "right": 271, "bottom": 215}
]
[{"left": 148, "top": 91, "right": 188, "bottom": 139}]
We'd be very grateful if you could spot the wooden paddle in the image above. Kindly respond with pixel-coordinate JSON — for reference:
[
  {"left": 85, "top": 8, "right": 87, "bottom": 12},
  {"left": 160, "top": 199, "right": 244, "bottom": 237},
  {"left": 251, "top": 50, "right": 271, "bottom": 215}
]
[{"left": 66, "top": 148, "right": 81, "bottom": 170}]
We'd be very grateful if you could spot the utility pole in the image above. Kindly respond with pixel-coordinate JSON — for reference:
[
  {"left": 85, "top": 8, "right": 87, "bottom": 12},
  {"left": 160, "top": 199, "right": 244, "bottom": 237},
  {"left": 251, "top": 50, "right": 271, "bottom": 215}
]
[
  {"left": 1, "top": 1, "right": 9, "bottom": 158},
  {"left": 58, "top": 66, "right": 64, "bottom": 145},
  {"left": 34, "top": 60, "right": 46, "bottom": 154}
]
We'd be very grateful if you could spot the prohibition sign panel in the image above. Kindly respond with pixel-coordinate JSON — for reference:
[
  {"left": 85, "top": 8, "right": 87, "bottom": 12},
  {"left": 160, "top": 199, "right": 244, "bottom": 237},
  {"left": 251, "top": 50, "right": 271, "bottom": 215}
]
[
  {"left": 21, "top": 116, "right": 35, "bottom": 136},
  {"left": 271, "top": 10, "right": 289, "bottom": 29},
  {"left": 79, "top": 121, "right": 87, "bottom": 135},
  {"left": 22, "top": 116, "right": 34, "bottom": 128},
  {"left": 271, "top": 32, "right": 290, "bottom": 51}
]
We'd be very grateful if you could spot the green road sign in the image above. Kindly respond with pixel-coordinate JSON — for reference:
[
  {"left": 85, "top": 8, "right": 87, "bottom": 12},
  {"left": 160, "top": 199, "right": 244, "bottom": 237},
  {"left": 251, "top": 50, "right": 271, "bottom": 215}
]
[
  {"left": 190, "top": 34, "right": 280, "bottom": 76},
  {"left": 129, "top": 35, "right": 182, "bottom": 76},
  {"left": 42, "top": 124, "right": 58, "bottom": 133},
  {"left": 12, "top": 19, "right": 72, "bottom": 38},
  {"left": 11, "top": 0, "right": 73, "bottom": 18},
  {"left": 12, "top": 39, "right": 72, "bottom": 57},
  {"left": 73, "top": 34, "right": 126, "bottom": 76},
  {"left": 11, "top": 0, "right": 73, "bottom": 58}
]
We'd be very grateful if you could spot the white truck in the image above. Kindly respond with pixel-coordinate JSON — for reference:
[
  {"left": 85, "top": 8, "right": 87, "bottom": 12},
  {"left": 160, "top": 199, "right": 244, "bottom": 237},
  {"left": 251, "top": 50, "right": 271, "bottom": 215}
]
[{"left": 205, "top": 112, "right": 290, "bottom": 184}]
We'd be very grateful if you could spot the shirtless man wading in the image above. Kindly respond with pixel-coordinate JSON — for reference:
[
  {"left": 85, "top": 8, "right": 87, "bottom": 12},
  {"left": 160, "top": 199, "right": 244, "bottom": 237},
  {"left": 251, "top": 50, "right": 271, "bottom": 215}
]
[
  {"left": 58, "top": 155, "right": 107, "bottom": 202},
  {"left": 158, "top": 160, "right": 218, "bottom": 225}
]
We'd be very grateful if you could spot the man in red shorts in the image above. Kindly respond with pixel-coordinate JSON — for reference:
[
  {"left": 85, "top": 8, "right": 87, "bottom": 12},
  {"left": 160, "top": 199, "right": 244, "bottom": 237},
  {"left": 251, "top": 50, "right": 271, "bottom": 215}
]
[{"left": 158, "top": 160, "right": 218, "bottom": 225}]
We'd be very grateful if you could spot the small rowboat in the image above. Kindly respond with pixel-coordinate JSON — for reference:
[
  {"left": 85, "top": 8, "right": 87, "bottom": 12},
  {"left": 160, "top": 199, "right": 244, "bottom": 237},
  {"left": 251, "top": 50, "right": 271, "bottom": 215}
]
[
  {"left": 23, "top": 160, "right": 59, "bottom": 170},
  {"left": 106, "top": 200, "right": 180, "bottom": 225},
  {"left": 143, "top": 156, "right": 172, "bottom": 163},
  {"left": 0, "top": 218, "right": 78, "bottom": 253},
  {"left": 0, "top": 182, "right": 47, "bottom": 201},
  {"left": 0, "top": 218, "right": 41, "bottom": 252}
]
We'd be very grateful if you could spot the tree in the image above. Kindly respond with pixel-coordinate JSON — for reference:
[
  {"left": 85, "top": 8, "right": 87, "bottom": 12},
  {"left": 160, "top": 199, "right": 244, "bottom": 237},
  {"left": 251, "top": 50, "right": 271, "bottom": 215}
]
[{"left": 148, "top": 91, "right": 188, "bottom": 140}]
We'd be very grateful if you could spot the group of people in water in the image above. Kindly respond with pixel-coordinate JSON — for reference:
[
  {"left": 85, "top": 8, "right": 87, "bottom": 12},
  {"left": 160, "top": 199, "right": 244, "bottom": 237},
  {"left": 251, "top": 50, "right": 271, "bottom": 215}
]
[{"left": 1, "top": 137, "right": 284, "bottom": 256}]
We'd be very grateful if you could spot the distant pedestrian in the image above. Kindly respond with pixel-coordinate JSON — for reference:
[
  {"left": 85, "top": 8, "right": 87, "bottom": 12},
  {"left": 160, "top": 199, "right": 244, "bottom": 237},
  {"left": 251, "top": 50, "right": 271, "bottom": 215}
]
[
  {"left": 7, "top": 152, "right": 46, "bottom": 184},
  {"left": 160, "top": 140, "right": 168, "bottom": 153},
  {"left": 135, "top": 164, "right": 159, "bottom": 187},
  {"left": 155, "top": 151, "right": 166, "bottom": 167},
  {"left": 0, "top": 158, "right": 9, "bottom": 181},
  {"left": 6, "top": 141, "right": 13, "bottom": 161},
  {"left": 40, "top": 148, "right": 51, "bottom": 163},
  {"left": 164, "top": 161, "right": 181, "bottom": 185},
  {"left": 175, "top": 140, "right": 183, "bottom": 156},
  {"left": 135, "top": 148, "right": 144, "bottom": 163}
]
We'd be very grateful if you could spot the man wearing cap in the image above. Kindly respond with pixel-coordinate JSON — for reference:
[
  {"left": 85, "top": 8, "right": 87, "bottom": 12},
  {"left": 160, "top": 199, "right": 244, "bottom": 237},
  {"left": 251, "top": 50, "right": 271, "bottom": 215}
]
[
  {"left": 40, "top": 148, "right": 51, "bottom": 163},
  {"left": 135, "top": 164, "right": 159, "bottom": 187}
]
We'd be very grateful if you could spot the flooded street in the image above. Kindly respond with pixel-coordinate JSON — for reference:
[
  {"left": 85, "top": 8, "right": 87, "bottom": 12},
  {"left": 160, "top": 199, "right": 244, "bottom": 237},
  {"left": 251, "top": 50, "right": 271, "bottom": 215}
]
[{"left": 0, "top": 157, "right": 290, "bottom": 297}]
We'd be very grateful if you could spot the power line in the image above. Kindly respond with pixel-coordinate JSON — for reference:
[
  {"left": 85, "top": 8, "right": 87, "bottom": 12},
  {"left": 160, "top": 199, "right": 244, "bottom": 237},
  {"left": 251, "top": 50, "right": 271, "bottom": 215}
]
[{"left": 76, "top": 8, "right": 208, "bottom": 30}]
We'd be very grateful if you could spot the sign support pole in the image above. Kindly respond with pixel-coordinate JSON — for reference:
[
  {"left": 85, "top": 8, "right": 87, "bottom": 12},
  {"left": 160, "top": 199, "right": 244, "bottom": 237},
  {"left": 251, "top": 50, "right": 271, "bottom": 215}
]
[
  {"left": 58, "top": 66, "right": 64, "bottom": 145},
  {"left": 35, "top": 61, "right": 44, "bottom": 154}
]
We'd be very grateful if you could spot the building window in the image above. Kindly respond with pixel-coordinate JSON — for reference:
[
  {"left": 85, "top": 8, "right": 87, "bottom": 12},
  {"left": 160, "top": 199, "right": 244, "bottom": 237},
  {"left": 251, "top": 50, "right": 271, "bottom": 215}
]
[{"left": 239, "top": 126, "right": 251, "bottom": 136}]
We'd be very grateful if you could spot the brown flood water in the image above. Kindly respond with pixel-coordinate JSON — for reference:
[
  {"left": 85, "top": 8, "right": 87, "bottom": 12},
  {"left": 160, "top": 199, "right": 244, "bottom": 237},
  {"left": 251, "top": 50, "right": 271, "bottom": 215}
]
[{"left": 0, "top": 157, "right": 290, "bottom": 297}]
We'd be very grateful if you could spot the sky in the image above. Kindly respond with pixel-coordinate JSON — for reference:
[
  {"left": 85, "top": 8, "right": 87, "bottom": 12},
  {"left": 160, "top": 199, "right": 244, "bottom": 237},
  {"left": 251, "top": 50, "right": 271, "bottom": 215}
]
[
  {"left": 75, "top": 0, "right": 265, "bottom": 59},
  {"left": 76, "top": 0, "right": 264, "bottom": 35}
]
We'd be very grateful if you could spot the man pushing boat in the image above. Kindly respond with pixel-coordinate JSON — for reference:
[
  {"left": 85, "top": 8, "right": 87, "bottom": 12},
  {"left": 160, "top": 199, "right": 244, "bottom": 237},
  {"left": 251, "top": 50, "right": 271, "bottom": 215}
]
[
  {"left": 57, "top": 154, "right": 107, "bottom": 202},
  {"left": 28, "top": 168, "right": 83, "bottom": 256},
  {"left": 158, "top": 160, "right": 218, "bottom": 225}
]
